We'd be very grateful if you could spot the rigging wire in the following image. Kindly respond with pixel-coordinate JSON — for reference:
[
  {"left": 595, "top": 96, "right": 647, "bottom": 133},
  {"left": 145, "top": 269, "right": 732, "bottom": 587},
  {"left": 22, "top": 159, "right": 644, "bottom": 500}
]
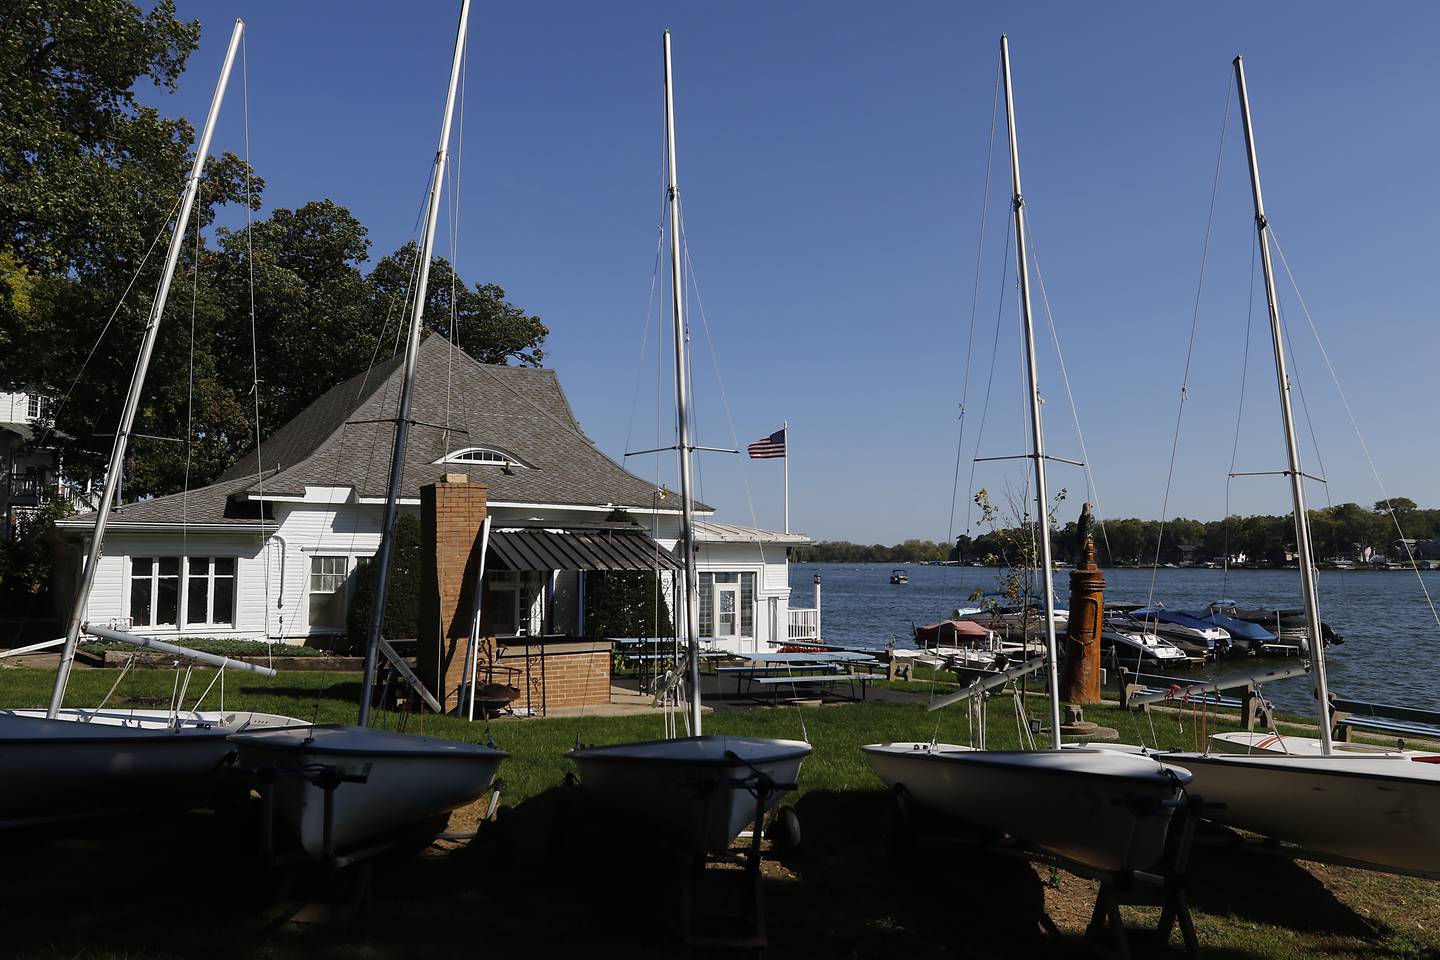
[
  {"left": 1266, "top": 227, "right": 1440, "bottom": 630},
  {"left": 948, "top": 53, "right": 1003, "bottom": 553},
  {"left": 1220, "top": 235, "right": 1259, "bottom": 603},
  {"left": 1143, "top": 71, "right": 1232, "bottom": 613},
  {"left": 241, "top": 36, "right": 275, "bottom": 644}
]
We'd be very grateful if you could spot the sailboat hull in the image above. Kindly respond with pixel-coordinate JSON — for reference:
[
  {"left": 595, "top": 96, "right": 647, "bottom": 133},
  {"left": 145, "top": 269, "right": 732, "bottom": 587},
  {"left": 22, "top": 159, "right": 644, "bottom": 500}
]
[
  {"left": 567, "top": 735, "right": 812, "bottom": 856},
  {"left": 1165, "top": 751, "right": 1440, "bottom": 877},
  {"left": 230, "top": 724, "right": 507, "bottom": 857},
  {"left": 0, "top": 713, "right": 238, "bottom": 825},
  {"left": 862, "top": 743, "right": 1192, "bottom": 873}
]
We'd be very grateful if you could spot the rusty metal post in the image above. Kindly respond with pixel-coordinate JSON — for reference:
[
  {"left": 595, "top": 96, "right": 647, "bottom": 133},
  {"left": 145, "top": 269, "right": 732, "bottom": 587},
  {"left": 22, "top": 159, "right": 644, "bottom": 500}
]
[{"left": 1061, "top": 503, "right": 1105, "bottom": 706}]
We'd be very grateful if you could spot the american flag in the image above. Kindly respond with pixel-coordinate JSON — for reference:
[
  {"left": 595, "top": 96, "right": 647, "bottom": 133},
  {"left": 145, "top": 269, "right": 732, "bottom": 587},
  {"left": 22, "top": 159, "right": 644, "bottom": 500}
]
[{"left": 747, "top": 428, "right": 786, "bottom": 459}]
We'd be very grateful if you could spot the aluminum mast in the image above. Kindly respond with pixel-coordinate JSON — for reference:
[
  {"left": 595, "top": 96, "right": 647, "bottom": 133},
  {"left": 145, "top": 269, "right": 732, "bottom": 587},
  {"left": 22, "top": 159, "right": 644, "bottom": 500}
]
[
  {"left": 1233, "top": 54, "right": 1333, "bottom": 754},
  {"left": 662, "top": 30, "right": 704, "bottom": 735},
  {"left": 357, "top": 0, "right": 471, "bottom": 726},
  {"left": 48, "top": 20, "right": 247, "bottom": 718},
  {"left": 1000, "top": 35, "right": 1064, "bottom": 749}
]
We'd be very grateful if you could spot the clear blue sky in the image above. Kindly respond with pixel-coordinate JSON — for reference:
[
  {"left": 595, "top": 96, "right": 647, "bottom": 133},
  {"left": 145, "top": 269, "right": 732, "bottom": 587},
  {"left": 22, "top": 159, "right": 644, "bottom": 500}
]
[{"left": 144, "top": 2, "right": 1440, "bottom": 543}]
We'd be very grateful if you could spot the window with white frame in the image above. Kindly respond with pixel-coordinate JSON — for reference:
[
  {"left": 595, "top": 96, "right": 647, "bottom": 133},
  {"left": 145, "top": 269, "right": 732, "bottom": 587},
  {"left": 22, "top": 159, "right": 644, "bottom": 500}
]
[
  {"left": 186, "top": 557, "right": 236, "bottom": 627},
  {"left": 130, "top": 557, "right": 181, "bottom": 627},
  {"left": 130, "top": 556, "right": 237, "bottom": 629},
  {"left": 26, "top": 394, "right": 40, "bottom": 419},
  {"left": 482, "top": 570, "right": 525, "bottom": 636},
  {"left": 436, "top": 446, "right": 529, "bottom": 468},
  {"left": 309, "top": 555, "right": 350, "bottom": 630}
]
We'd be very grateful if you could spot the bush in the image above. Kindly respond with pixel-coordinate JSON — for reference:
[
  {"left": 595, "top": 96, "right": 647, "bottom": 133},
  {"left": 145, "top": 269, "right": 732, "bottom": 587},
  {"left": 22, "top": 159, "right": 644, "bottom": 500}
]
[{"left": 345, "top": 512, "right": 421, "bottom": 652}]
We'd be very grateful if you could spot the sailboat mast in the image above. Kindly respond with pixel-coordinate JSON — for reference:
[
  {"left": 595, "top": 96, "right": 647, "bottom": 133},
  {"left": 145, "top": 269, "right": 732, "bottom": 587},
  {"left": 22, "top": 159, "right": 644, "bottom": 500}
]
[
  {"left": 47, "top": 20, "right": 247, "bottom": 719},
  {"left": 1000, "top": 35, "right": 1064, "bottom": 750},
  {"left": 1232, "top": 54, "right": 1333, "bottom": 755},
  {"left": 357, "top": 0, "right": 471, "bottom": 726},
  {"left": 662, "top": 30, "right": 703, "bottom": 735}
]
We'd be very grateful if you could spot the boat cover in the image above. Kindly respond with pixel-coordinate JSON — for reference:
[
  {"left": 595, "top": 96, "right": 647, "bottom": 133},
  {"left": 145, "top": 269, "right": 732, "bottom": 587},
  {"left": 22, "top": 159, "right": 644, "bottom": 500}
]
[{"left": 914, "top": 620, "right": 992, "bottom": 647}]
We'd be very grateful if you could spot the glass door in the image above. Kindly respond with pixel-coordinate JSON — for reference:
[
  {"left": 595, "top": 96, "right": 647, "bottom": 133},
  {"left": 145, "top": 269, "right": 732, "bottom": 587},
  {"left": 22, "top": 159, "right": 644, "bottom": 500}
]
[{"left": 715, "top": 583, "right": 740, "bottom": 639}]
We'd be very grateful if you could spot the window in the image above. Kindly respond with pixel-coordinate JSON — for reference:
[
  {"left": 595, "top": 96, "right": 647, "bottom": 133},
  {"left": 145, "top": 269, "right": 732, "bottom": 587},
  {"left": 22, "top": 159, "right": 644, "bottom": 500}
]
[
  {"left": 130, "top": 556, "right": 236, "bottom": 629},
  {"left": 309, "top": 556, "right": 349, "bottom": 630},
  {"left": 186, "top": 557, "right": 236, "bottom": 627},
  {"left": 436, "top": 446, "right": 528, "bottom": 468},
  {"left": 26, "top": 394, "right": 39, "bottom": 419},
  {"left": 130, "top": 557, "right": 181, "bottom": 627},
  {"left": 698, "top": 572, "right": 755, "bottom": 639},
  {"left": 482, "top": 570, "right": 525, "bottom": 636}
]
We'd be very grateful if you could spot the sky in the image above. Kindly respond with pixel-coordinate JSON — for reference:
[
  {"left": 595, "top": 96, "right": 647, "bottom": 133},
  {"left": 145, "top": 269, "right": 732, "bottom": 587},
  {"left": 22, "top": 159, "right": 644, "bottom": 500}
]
[{"left": 138, "top": 1, "right": 1440, "bottom": 543}]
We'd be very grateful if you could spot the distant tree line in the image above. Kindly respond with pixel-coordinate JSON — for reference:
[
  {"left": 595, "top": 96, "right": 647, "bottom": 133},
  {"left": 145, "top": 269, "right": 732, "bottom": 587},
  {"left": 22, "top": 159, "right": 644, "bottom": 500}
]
[{"left": 797, "top": 499, "right": 1439, "bottom": 568}]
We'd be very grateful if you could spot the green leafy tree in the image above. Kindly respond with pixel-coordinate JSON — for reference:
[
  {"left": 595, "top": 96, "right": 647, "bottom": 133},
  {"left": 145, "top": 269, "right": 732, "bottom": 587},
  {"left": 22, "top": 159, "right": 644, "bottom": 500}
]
[
  {"left": 582, "top": 510, "right": 675, "bottom": 639},
  {"left": 347, "top": 512, "right": 421, "bottom": 651}
]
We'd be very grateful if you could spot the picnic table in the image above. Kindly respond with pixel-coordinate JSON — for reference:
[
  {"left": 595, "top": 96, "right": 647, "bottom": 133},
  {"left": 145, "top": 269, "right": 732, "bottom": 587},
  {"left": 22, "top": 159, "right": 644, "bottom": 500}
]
[{"left": 716, "top": 651, "right": 886, "bottom": 703}]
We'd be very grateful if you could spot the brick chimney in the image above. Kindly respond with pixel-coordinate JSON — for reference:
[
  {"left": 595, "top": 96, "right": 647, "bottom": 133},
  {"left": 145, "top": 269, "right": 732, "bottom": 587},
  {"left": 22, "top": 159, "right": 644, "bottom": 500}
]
[{"left": 417, "top": 473, "right": 488, "bottom": 712}]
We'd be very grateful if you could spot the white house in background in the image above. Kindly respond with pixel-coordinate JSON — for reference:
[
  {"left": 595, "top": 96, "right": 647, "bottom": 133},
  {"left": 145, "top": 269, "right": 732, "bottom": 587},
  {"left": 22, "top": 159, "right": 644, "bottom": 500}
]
[
  {"left": 1, "top": 389, "right": 94, "bottom": 541},
  {"left": 54, "top": 337, "right": 809, "bottom": 655}
]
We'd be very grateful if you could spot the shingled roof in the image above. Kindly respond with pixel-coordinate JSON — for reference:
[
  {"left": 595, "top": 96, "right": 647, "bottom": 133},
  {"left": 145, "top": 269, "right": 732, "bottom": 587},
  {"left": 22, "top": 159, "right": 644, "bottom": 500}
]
[{"left": 63, "top": 336, "right": 703, "bottom": 529}]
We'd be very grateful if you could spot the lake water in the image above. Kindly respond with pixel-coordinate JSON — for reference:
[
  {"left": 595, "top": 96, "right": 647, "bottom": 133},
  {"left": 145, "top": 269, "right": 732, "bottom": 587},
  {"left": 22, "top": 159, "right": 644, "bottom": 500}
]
[{"left": 791, "top": 562, "right": 1440, "bottom": 716}]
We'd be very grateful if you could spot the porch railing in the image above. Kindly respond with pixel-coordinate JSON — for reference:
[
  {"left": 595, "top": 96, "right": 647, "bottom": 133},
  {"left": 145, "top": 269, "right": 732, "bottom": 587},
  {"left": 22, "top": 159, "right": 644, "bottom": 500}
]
[{"left": 787, "top": 608, "right": 819, "bottom": 642}]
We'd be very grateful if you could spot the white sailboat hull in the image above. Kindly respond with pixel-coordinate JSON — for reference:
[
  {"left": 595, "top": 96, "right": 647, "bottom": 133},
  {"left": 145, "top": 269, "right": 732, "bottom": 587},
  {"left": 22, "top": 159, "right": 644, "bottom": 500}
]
[
  {"left": 1161, "top": 751, "right": 1440, "bottom": 876},
  {"left": 862, "top": 743, "right": 1192, "bottom": 873},
  {"left": 230, "top": 724, "right": 507, "bottom": 857},
  {"left": 1207, "top": 731, "right": 1440, "bottom": 758},
  {"left": 0, "top": 712, "right": 238, "bottom": 825},
  {"left": 567, "top": 735, "right": 812, "bottom": 856}
]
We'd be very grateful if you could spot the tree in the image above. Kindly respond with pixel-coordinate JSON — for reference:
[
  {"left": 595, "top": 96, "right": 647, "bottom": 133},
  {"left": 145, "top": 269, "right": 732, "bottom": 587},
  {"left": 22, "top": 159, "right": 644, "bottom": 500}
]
[
  {"left": 0, "top": 0, "right": 203, "bottom": 277},
  {"left": 347, "top": 512, "right": 421, "bottom": 651},
  {"left": 583, "top": 510, "right": 674, "bottom": 639},
  {"left": 1375, "top": 497, "right": 1418, "bottom": 515}
]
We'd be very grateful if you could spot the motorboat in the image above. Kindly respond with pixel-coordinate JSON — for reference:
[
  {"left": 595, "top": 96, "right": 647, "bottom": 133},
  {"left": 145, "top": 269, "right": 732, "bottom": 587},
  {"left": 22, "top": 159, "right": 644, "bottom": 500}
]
[
  {"left": 1216, "top": 602, "right": 1343, "bottom": 653},
  {"left": 1126, "top": 607, "right": 1231, "bottom": 656},
  {"left": 914, "top": 619, "right": 992, "bottom": 648},
  {"left": 568, "top": 736, "right": 811, "bottom": 856},
  {"left": 562, "top": 31, "right": 811, "bottom": 860},
  {"left": 890, "top": 569, "right": 910, "bottom": 584},
  {"left": 229, "top": 724, "right": 507, "bottom": 857},
  {"left": 1100, "top": 617, "right": 1189, "bottom": 666},
  {"left": 862, "top": 743, "right": 1192, "bottom": 872},
  {"left": 1187, "top": 604, "right": 1276, "bottom": 653}
]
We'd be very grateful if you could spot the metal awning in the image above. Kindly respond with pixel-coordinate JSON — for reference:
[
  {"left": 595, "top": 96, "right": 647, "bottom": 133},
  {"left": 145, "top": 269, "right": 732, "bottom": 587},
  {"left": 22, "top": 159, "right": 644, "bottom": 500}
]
[{"left": 488, "top": 528, "right": 681, "bottom": 572}]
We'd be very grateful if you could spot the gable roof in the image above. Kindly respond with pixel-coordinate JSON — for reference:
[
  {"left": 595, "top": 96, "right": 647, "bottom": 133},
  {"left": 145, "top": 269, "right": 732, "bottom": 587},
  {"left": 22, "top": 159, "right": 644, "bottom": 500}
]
[{"left": 63, "top": 336, "right": 707, "bottom": 529}]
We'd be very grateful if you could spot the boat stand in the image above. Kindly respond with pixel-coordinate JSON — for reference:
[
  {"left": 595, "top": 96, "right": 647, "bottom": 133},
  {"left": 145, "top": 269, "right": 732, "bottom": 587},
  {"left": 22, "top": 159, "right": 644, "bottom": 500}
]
[
  {"left": 244, "top": 762, "right": 504, "bottom": 924},
  {"left": 677, "top": 764, "right": 798, "bottom": 949},
  {"left": 890, "top": 785, "right": 1203, "bottom": 959},
  {"left": 559, "top": 765, "right": 796, "bottom": 948}
]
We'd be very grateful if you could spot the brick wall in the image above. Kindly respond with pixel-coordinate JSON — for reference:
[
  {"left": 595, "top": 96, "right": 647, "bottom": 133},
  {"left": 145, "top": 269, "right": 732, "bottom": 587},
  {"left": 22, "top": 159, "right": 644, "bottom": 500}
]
[
  {"left": 417, "top": 475, "right": 489, "bottom": 712},
  {"left": 496, "top": 641, "right": 612, "bottom": 713}
]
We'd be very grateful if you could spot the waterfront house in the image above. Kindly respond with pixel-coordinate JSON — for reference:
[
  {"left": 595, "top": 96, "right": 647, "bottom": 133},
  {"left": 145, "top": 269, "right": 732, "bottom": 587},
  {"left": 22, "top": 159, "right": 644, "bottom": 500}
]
[
  {"left": 1, "top": 389, "right": 94, "bottom": 541},
  {"left": 53, "top": 338, "right": 809, "bottom": 656}
]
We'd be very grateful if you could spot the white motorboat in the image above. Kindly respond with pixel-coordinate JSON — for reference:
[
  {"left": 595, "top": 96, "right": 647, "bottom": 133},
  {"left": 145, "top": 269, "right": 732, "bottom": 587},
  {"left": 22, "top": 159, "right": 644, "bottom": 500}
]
[
  {"left": 229, "top": 724, "right": 507, "bottom": 857},
  {"left": 563, "top": 31, "right": 811, "bottom": 858},
  {"left": 863, "top": 743, "right": 1192, "bottom": 872},
  {"left": 1101, "top": 621, "right": 1189, "bottom": 665},
  {"left": 568, "top": 736, "right": 811, "bottom": 856},
  {"left": 861, "top": 36, "right": 1195, "bottom": 879}
]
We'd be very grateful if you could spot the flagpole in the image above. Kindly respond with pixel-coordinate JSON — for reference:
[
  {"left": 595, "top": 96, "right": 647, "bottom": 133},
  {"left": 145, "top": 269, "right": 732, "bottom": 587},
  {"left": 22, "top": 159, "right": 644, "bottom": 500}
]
[{"left": 783, "top": 420, "right": 790, "bottom": 534}]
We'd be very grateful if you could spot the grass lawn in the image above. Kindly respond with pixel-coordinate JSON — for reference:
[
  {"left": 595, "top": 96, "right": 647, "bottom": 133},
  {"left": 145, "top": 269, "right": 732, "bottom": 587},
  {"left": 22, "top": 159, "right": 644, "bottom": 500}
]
[{"left": 2, "top": 665, "right": 1438, "bottom": 959}]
